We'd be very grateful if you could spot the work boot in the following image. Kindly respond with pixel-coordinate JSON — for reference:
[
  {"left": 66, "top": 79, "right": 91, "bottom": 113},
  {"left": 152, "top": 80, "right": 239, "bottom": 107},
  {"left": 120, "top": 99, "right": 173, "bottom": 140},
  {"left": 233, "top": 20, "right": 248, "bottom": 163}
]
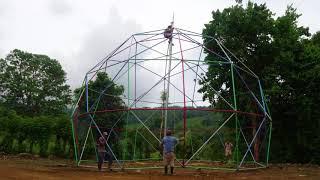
[
  {"left": 170, "top": 167, "right": 174, "bottom": 174},
  {"left": 164, "top": 166, "right": 168, "bottom": 174}
]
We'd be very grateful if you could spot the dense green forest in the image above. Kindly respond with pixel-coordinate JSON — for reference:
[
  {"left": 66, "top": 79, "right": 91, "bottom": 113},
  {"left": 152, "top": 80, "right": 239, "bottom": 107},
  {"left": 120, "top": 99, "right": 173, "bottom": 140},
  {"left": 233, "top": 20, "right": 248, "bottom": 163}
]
[
  {"left": 0, "top": 50, "right": 72, "bottom": 158},
  {"left": 200, "top": 2, "right": 320, "bottom": 164},
  {"left": 0, "top": 2, "right": 319, "bottom": 164}
]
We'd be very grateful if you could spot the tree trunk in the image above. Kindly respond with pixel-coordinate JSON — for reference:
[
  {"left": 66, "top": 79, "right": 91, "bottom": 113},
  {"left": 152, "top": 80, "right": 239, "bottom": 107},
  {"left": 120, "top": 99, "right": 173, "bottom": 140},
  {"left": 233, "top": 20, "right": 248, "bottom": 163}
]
[{"left": 29, "top": 141, "right": 34, "bottom": 153}]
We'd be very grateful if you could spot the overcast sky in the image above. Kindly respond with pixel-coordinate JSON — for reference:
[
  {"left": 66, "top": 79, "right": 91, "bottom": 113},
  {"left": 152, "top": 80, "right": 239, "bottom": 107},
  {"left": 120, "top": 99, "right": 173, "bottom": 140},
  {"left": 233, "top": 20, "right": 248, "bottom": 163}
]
[{"left": 0, "top": 0, "right": 319, "bottom": 92}]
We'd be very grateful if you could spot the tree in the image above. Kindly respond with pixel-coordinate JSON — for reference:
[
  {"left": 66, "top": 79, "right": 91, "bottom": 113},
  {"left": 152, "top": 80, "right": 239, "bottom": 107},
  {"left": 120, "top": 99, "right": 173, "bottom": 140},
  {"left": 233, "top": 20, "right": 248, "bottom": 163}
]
[
  {"left": 74, "top": 72, "right": 125, "bottom": 157},
  {"left": 74, "top": 72, "right": 125, "bottom": 127},
  {"left": 200, "top": 2, "right": 276, "bottom": 106},
  {"left": 0, "top": 49, "right": 71, "bottom": 116},
  {"left": 200, "top": 2, "right": 279, "bottom": 162},
  {"left": 201, "top": 2, "right": 320, "bottom": 164}
]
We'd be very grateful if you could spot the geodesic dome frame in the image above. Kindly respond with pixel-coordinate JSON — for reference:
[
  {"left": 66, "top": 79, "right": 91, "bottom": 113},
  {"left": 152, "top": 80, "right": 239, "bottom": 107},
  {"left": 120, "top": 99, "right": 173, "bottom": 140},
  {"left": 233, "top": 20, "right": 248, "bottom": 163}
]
[{"left": 70, "top": 25, "right": 272, "bottom": 171}]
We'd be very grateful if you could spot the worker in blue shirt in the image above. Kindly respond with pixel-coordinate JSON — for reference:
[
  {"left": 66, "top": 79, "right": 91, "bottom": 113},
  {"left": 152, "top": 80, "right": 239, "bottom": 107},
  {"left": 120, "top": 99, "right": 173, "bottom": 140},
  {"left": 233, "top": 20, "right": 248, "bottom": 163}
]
[{"left": 160, "top": 129, "right": 180, "bottom": 175}]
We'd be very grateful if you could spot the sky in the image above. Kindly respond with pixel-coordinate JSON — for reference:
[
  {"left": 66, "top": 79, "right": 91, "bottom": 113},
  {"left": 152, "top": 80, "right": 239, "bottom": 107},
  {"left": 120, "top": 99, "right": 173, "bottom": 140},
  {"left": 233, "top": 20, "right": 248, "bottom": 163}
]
[{"left": 0, "top": 0, "right": 319, "bottom": 106}]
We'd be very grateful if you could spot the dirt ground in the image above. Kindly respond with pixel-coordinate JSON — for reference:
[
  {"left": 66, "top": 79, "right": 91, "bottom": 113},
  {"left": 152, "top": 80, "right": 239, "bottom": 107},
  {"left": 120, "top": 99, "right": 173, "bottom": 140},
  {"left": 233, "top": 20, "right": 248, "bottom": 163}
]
[{"left": 0, "top": 156, "right": 319, "bottom": 180}]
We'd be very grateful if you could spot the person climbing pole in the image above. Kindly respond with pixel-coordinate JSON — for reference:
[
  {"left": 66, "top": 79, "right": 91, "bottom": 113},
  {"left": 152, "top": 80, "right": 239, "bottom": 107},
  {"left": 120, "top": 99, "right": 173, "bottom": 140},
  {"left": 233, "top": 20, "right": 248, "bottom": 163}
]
[{"left": 164, "top": 25, "right": 174, "bottom": 40}]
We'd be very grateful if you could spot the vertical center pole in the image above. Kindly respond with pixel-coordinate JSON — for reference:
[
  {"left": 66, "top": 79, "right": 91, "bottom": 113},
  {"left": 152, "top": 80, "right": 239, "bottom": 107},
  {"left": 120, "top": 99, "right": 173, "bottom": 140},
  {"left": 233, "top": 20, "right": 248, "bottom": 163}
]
[
  {"left": 164, "top": 21, "right": 174, "bottom": 152},
  {"left": 124, "top": 38, "right": 133, "bottom": 160},
  {"left": 178, "top": 32, "right": 187, "bottom": 167},
  {"left": 135, "top": 43, "right": 137, "bottom": 108}
]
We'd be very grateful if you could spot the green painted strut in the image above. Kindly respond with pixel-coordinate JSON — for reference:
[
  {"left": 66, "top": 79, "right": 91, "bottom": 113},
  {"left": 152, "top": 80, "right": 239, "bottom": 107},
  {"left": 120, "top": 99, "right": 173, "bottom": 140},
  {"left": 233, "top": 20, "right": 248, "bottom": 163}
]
[
  {"left": 70, "top": 84, "right": 86, "bottom": 165},
  {"left": 230, "top": 63, "right": 240, "bottom": 169}
]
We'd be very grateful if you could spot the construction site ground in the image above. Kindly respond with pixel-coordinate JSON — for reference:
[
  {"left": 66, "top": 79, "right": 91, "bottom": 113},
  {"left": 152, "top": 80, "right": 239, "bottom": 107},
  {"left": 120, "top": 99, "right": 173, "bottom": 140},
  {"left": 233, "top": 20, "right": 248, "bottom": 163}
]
[{"left": 0, "top": 155, "right": 319, "bottom": 179}]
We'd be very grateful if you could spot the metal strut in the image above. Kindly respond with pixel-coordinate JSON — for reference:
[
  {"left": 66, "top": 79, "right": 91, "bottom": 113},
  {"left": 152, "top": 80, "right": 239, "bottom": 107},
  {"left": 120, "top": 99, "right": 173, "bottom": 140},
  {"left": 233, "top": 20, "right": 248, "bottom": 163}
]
[{"left": 163, "top": 20, "right": 174, "bottom": 145}]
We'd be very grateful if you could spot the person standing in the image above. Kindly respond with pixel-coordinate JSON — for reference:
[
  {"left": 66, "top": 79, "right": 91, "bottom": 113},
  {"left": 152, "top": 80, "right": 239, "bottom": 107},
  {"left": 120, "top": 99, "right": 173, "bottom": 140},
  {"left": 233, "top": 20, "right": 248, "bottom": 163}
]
[
  {"left": 224, "top": 141, "right": 233, "bottom": 162},
  {"left": 104, "top": 143, "right": 113, "bottom": 171},
  {"left": 160, "top": 130, "right": 178, "bottom": 175},
  {"left": 97, "top": 132, "right": 108, "bottom": 171}
]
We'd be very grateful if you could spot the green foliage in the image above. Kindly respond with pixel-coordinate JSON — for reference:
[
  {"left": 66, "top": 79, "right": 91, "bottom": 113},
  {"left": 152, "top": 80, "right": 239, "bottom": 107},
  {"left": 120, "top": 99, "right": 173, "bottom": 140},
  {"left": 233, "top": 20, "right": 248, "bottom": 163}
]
[
  {"left": 52, "top": 115, "right": 72, "bottom": 157},
  {"left": 200, "top": 2, "right": 276, "bottom": 107},
  {"left": 150, "top": 151, "right": 161, "bottom": 159},
  {"left": 74, "top": 72, "right": 125, "bottom": 159},
  {"left": 0, "top": 49, "right": 71, "bottom": 116},
  {"left": 0, "top": 49, "right": 73, "bottom": 156},
  {"left": 0, "top": 105, "right": 72, "bottom": 157},
  {"left": 0, "top": 3, "right": 319, "bottom": 165},
  {"left": 75, "top": 72, "right": 125, "bottom": 126},
  {"left": 201, "top": 2, "right": 320, "bottom": 164}
]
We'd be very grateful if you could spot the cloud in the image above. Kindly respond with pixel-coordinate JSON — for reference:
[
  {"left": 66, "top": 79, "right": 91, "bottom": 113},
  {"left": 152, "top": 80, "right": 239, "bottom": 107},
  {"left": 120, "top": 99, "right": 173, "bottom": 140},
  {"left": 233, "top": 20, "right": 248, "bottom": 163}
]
[
  {"left": 68, "top": 7, "right": 142, "bottom": 88},
  {"left": 0, "top": 1, "right": 8, "bottom": 16},
  {"left": 0, "top": 1, "right": 8, "bottom": 57},
  {"left": 0, "top": 0, "right": 319, "bottom": 102},
  {"left": 48, "top": 0, "right": 72, "bottom": 15}
]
